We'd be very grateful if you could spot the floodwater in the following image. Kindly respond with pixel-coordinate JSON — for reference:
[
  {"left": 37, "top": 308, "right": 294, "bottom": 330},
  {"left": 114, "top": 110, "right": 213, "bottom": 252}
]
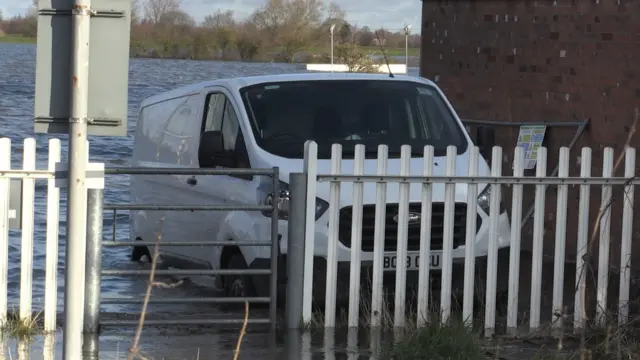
[
  {"left": 0, "top": 329, "right": 562, "bottom": 359},
  {"left": 0, "top": 43, "right": 615, "bottom": 359}
]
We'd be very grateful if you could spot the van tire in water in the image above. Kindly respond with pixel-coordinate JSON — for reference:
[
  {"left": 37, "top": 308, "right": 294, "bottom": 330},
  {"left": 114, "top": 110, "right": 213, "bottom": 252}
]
[
  {"left": 131, "top": 237, "right": 151, "bottom": 262},
  {"left": 223, "top": 253, "right": 256, "bottom": 302}
]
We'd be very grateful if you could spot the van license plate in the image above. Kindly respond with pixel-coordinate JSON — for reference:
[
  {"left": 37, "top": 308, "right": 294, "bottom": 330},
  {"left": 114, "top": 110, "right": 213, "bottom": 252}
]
[{"left": 382, "top": 252, "right": 442, "bottom": 271}]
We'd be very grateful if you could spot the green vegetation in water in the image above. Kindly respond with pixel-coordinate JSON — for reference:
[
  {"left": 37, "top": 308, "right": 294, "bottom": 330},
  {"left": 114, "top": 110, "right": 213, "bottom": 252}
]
[
  {"left": 2, "top": 311, "right": 42, "bottom": 340},
  {"left": 0, "top": 35, "right": 36, "bottom": 44},
  {"left": 380, "top": 321, "right": 486, "bottom": 360},
  {"left": 380, "top": 321, "right": 640, "bottom": 360}
]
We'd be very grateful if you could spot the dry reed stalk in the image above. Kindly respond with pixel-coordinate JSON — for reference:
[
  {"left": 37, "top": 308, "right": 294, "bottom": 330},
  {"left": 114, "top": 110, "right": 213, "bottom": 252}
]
[
  {"left": 128, "top": 217, "right": 165, "bottom": 360},
  {"left": 125, "top": 215, "right": 250, "bottom": 360},
  {"left": 233, "top": 301, "right": 249, "bottom": 360},
  {"left": 578, "top": 109, "right": 638, "bottom": 360}
]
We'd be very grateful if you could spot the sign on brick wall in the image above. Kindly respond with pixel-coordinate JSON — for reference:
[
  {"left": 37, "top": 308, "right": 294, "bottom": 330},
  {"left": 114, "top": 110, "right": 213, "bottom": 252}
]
[{"left": 516, "top": 125, "right": 547, "bottom": 170}]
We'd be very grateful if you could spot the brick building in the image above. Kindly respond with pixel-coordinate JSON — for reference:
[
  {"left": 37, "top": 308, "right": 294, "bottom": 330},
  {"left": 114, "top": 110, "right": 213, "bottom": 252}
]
[{"left": 419, "top": 0, "right": 640, "bottom": 276}]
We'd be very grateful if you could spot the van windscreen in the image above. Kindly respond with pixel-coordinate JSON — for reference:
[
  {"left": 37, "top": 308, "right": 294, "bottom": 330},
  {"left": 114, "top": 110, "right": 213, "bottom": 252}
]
[{"left": 239, "top": 79, "right": 468, "bottom": 159}]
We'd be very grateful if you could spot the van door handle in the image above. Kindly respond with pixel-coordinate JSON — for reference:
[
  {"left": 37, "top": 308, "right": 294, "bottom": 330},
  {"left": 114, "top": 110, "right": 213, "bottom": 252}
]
[{"left": 186, "top": 177, "right": 197, "bottom": 186}]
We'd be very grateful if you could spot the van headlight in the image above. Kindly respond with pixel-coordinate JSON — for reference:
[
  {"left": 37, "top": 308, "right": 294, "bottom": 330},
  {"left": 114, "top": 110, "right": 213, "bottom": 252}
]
[
  {"left": 477, "top": 184, "right": 506, "bottom": 215},
  {"left": 262, "top": 181, "right": 329, "bottom": 220}
]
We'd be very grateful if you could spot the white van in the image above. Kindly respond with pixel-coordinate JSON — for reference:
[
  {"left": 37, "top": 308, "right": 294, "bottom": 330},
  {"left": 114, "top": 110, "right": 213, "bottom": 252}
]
[{"left": 129, "top": 73, "right": 512, "bottom": 306}]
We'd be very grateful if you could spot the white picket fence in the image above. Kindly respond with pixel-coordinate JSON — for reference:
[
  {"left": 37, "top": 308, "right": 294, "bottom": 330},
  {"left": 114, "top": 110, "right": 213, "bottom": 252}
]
[
  {"left": 1, "top": 136, "right": 638, "bottom": 339},
  {"left": 302, "top": 140, "right": 637, "bottom": 336},
  {"left": 0, "top": 138, "right": 63, "bottom": 332}
]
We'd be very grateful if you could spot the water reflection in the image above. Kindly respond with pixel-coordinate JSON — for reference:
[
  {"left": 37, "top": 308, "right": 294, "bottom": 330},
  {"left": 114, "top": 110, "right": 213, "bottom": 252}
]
[
  {"left": 301, "top": 331, "right": 312, "bottom": 360},
  {"left": 369, "top": 328, "right": 381, "bottom": 360},
  {"left": 0, "top": 327, "right": 400, "bottom": 359},
  {"left": 82, "top": 333, "right": 99, "bottom": 359},
  {"left": 285, "top": 329, "right": 302, "bottom": 359},
  {"left": 17, "top": 339, "right": 28, "bottom": 360},
  {"left": 0, "top": 335, "right": 5, "bottom": 360},
  {"left": 347, "top": 328, "right": 358, "bottom": 360},
  {"left": 324, "top": 330, "right": 335, "bottom": 360},
  {"left": 43, "top": 335, "right": 55, "bottom": 360}
]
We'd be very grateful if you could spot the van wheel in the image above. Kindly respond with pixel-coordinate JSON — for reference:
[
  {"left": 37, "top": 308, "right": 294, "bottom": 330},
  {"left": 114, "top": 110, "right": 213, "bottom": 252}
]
[
  {"left": 223, "top": 253, "right": 256, "bottom": 301},
  {"left": 131, "top": 238, "right": 151, "bottom": 262}
]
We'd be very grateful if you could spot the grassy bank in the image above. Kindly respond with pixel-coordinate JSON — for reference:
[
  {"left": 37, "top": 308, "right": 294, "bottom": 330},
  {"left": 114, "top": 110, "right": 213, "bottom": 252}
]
[
  {"left": 0, "top": 35, "right": 36, "bottom": 44},
  {"left": 0, "top": 34, "right": 419, "bottom": 61}
]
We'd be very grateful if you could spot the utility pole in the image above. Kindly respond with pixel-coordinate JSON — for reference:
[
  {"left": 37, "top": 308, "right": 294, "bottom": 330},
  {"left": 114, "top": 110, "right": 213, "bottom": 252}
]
[
  {"left": 330, "top": 24, "right": 336, "bottom": 72},
  {"left": 34, "top": 1, "right": 132, "bottom": 355},
  {"left": 63, "top": 0, "right": 92, "bottom": 358},
  {"left": 404, "top": 24, "right": 412, "bottom": 70}
]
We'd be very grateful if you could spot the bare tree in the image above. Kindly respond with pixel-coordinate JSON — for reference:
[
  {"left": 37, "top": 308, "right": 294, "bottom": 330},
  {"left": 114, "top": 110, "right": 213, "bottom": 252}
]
[
  {"left": 357, "top": 25, "right": 374, "bottom": 46},
  {"left": 252, "top": 0, "right": 324, "bottom": 61},
  {"left": 159, "top": 9, "right": 194, "bottom": 26},
  {"left": 236, "top": 21, "right": 264, "bottom": 60},
  {"left": 326, "top": 2, "right": 345, "bottom": 21},
  {"left": 202, "top": 10, "right": 237, "bottom": 59},
  {"left": 320, "top": 2, "right": 348, "bottom": 43},
  {"left": 202, "top": 9, "right": 235, "bottom": 29},
  {"left": 26, "top": 0, "right": 38, "bottom": 18},
  {"left": 374, "top": 27, "right": 389, "bottom": 46},
  {"left": 143, "top": 0, "right": 181, "bottom": 24},
  {"left": 131, "top": 0, "right": 142, "bottom": 24},
  {"left": 338, "top": 22, "right": 352, "bottom": 43}
]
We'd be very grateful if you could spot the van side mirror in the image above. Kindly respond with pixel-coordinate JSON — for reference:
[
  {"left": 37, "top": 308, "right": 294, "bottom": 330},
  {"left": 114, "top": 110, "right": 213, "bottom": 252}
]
[
  {"left": 199, "top": 131, "right": 231, "bottom": 168},
  {"left": 476, "top": 126, "right": 496, "bottom": 152}
]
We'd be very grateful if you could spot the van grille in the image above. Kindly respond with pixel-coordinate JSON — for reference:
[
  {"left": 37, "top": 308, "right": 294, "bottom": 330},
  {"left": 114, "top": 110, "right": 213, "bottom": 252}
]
[{"left": 337, "top": 203, "right": 472, "bottom": 252}]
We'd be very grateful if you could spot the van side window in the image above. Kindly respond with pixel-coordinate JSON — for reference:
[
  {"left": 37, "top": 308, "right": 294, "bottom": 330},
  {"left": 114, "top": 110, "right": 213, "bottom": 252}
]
[
  {"left": 203, "top": 93, "right": 225, "bottom": 132},
  {"left": 201, "top": 92, "right": 252, "bottom": 179}
]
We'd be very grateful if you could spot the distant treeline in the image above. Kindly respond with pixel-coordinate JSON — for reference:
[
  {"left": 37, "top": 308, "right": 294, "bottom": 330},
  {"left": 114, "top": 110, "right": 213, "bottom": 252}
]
[{"left": 0, "top": 0, "right": 421, "bottom": 63}]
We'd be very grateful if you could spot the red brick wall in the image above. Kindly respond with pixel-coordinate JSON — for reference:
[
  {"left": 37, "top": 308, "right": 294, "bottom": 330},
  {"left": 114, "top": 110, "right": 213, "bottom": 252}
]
[{"left": 420, "top": 0, "right": 640, "bottom": 273}]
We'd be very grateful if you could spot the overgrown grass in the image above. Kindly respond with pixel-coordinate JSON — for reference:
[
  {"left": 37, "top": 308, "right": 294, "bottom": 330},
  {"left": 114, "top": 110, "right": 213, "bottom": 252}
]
[
  {"left": 381, "top": 320, "right": 486, "bottom": 360},
  {"left": 1, "top": 310, "right": 43, "bottom": 340},
  {"left": 375, "top": 310, "right": 640, "bottom": 359}
]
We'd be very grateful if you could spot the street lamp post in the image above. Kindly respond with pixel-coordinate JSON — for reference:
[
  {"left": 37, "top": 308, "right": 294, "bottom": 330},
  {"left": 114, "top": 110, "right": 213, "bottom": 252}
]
[
  {"left": 330, "top": 24, "right": 336, "bottom": 72},
  {"left": 404, "top": 24, "right": 412, "bottom": 71}
]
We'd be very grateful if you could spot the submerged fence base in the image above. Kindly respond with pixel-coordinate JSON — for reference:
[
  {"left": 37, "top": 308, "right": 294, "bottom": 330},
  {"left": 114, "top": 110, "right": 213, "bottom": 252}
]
[{"left": 83, "top": 188, "right": 103, "bottom": 336}]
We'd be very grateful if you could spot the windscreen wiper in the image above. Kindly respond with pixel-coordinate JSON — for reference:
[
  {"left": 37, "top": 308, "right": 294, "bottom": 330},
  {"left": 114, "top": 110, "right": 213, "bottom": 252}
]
[
  {"left": 386, "top": 150, "right": 426, "bottom": 157},
  {"left": 339, "top": 150, "right": 425, "bottom": 157}
]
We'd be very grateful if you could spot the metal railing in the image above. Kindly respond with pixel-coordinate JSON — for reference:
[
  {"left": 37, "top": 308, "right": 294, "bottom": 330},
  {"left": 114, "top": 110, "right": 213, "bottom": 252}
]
[
  {"left": 84, "top": 167, "right": 281, "bottom": 330},
  {"left": 297, "top": 140, "right": 637, "bottom": 337},
  {"left": 0, "top": 136, "right": 286, "bottom": 337}
]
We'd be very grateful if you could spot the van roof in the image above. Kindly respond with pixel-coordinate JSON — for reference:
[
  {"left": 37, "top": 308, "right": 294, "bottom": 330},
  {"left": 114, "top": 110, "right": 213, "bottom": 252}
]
[{"left": 140, "top": 72, "right": 435, "bottom": 108}]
